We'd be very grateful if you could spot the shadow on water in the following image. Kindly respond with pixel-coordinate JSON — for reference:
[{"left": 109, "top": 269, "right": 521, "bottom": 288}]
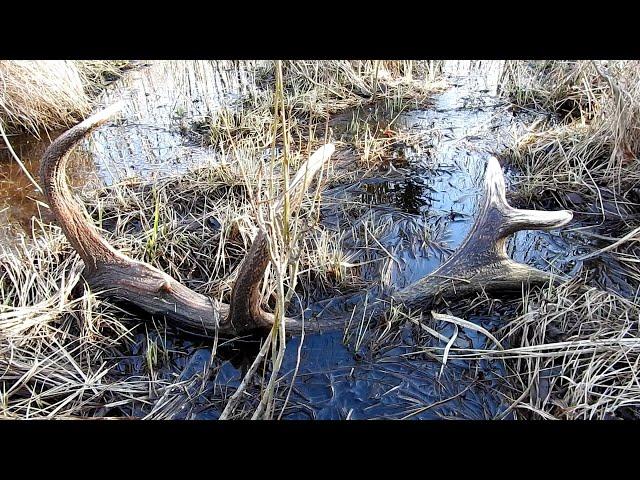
[{"left": 2, "top": 61, "right": 636, "bottom": 419}]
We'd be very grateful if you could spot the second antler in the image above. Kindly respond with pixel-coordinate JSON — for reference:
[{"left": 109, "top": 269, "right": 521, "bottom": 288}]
[{"left": 393, "top": 156, "right": 573, "bottom": 310}]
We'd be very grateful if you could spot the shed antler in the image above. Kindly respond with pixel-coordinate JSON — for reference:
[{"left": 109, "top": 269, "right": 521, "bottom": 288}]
[
  {"left": 41, "top": 103, "right": 334, "bottom": 338},
  {"left": 393, "top": 156, "right": 573, "bottom": 310},
  {"left": 42, "top": 105, "right": 573, "bottom": 339}
]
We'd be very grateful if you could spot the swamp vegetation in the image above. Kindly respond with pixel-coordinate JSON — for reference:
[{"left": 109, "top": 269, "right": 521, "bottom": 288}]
[{"left": 0, "top": 60, "right": 639, "bottom": 419}]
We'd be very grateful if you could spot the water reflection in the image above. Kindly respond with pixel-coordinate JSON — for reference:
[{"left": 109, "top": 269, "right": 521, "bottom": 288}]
[{"left": 0, "top": 131, "right": 100, "bottom": 245}]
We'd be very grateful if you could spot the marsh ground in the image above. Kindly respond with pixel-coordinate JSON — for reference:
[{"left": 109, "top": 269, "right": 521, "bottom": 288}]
[{"left": 1, "top": 60, "right": 638, "bottom": 419}]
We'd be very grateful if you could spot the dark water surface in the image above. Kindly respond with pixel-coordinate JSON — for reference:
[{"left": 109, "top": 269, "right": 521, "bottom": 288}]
[{"left": 1, "top": 61, "right": 630, "bottom": 419}]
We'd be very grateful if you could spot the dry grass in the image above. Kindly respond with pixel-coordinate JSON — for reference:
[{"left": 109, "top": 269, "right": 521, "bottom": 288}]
[
  {"left": 0, "top": 219, "right": 149, "bottom": 418},
  {"left": 0, "top": 60, "right": 128, "bottom": 136},
  {"left": 499, "top": 281, "right": 640, "bottom": 419},
  {"left": 205, "top": 61, "right": 443, "bottom": 154},
  {"left": 482, "top": 60, "right": 640, "bottom": 419},
  {"left": 501, "top": 61, "right": 640, "bottom": 206},
  {"left": 398, "top": 281, "right": 640, "bottom": 420},
  {"left": 329, "top": 264, "right": 633, "bottom": 421},
  {"left": 500, "top": 61, "right": 640, "bottom": 294}
]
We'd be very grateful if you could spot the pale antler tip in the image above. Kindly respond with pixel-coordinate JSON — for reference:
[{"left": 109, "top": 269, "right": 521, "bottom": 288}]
[{"left": 553, "top": 210, "right": 574, "bottom": 228}]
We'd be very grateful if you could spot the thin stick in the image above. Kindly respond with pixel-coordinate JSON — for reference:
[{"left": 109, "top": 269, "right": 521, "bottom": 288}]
[{"left": 0, "top": 120, "right": 43, "bottom": 193}]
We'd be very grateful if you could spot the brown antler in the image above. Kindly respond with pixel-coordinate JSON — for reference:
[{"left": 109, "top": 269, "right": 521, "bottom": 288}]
[
  {"left": 40, "top": 103, "right": 334, "bottom": 337},
  {"left": 393, "top": 156, "right": 573, "bottom": 310}
]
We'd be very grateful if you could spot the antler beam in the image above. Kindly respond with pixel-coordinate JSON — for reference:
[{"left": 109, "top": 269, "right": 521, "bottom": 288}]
[
  {"left": 41, "top": 106, "right": 573, "bottom": 339},
  {"left": 40, "top": 104, "right": 334, "bottom": 338}
]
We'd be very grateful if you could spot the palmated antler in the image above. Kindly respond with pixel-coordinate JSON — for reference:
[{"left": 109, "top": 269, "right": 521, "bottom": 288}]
[
  {"left": 40, "top": 103, "right": 335, "bottom": 338},
  {"left": 393, "top": 156, "right": 573, "bottom": 310}
]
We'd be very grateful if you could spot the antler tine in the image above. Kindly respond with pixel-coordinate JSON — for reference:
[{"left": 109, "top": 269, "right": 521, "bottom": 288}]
[
  {"left": 394, "top": 156, "right": 573, "bottom": 311},
  {"left": 227, "top": 144, "right": 335, "bottom": 332},
  {"left": 481, "top": 157, "right": 573, "bottom": 243}
]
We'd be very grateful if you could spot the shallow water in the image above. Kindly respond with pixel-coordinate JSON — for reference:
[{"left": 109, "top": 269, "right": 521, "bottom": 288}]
[
  {"left": 0, "top": 61, "right": 256, "bottom": 238},
  {"left": 1, "top": 61, "right": 634, "bottom": 419}
]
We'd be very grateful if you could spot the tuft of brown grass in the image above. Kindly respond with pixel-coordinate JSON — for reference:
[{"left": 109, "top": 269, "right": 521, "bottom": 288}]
[
  {"left": 0, "top": 60, "right": 128, "bottom": 136},
  {"left": 497, "top": 281, "right": 640, "bottom": 419},
  {"left": 501, "top": 60, "right": 640, "bottom": 205}
]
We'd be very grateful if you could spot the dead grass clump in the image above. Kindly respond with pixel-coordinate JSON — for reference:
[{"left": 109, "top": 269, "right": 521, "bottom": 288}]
[
  {"left": 273, "top": 60, "right": 441, "bottom": 117},
  {"left": 0, "top": 60, "right": 128, "bottom": 136},
  {"left": 497, "top": 281, "right": 640, "bottom": 419},
  {"left": 206, "top": 61, "right": 444, "bottom": 154},
  {"left": 0, "top": 174, "right": 246, "bottom": 417},
  {"left": 0, "top": 220, "right": 152, "bottom": 418},
  {"left": 501, "top": 61, "right": 640, "bottom": 290},
  {"left": 500, "top": 61, "right": 600, "bottom": 120},
  {"left": 501, "top": 60, "right": 640, "bottom": 205}
]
